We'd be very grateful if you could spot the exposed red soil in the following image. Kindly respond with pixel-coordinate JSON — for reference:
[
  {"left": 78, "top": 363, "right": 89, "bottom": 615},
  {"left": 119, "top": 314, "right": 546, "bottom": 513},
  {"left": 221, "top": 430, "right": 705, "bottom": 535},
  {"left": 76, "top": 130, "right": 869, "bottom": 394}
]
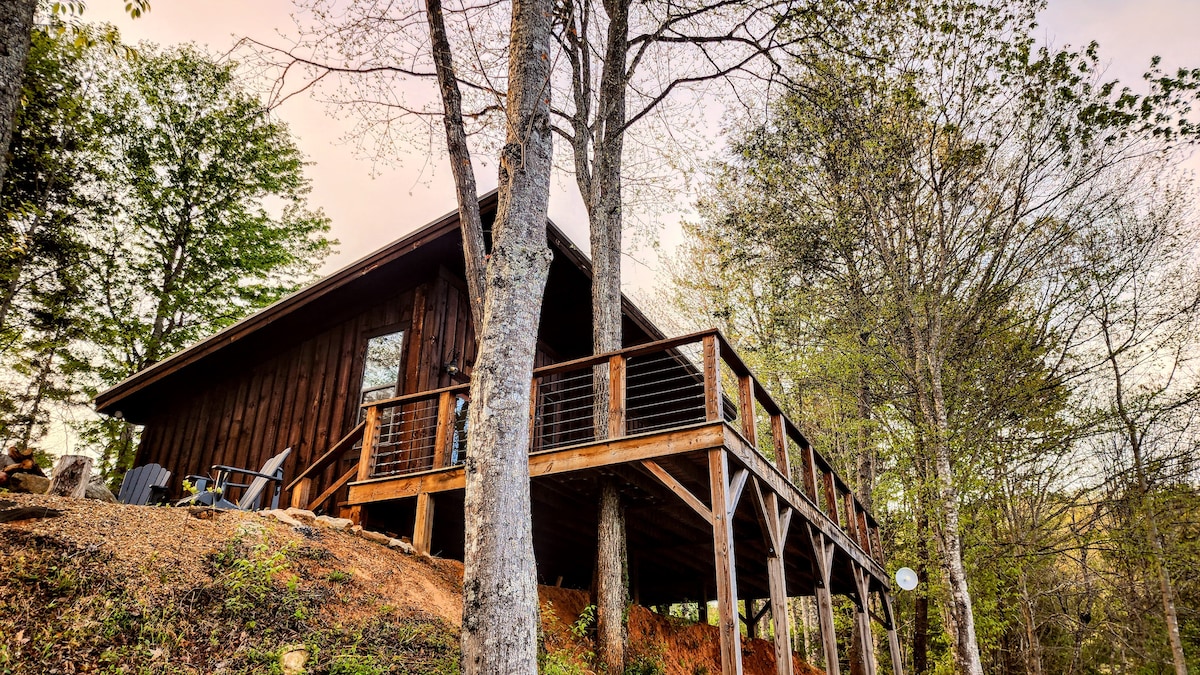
[{"left": 1, "top": 492, "right": 820, "bottom": 674}]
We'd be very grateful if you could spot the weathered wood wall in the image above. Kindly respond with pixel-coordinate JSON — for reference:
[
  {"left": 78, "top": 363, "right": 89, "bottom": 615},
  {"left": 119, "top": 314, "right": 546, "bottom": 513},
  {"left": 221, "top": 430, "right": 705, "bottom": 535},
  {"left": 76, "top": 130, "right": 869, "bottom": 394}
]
[{"left": 134, "top": 270, "right": 482, "bottom": 497}]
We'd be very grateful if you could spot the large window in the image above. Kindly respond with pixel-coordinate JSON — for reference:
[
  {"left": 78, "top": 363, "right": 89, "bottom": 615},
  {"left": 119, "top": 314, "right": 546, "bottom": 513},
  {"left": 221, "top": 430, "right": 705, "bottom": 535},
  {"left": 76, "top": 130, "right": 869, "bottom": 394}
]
[{"left": 360, "top": 330, "right": 404, "bottom": 405}]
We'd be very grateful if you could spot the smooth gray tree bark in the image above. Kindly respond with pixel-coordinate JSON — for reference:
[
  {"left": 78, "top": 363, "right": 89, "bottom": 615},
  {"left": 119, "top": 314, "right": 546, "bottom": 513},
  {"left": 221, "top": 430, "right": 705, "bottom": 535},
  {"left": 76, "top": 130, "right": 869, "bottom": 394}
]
[{"left": 456, "top": 0, "right": 555, "bottom": 671}]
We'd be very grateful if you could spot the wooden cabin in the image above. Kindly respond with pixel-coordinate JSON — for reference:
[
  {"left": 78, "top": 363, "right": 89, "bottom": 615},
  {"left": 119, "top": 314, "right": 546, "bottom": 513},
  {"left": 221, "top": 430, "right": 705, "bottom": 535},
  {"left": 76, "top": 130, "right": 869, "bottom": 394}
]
[{"left": 95, "top": 193, "right": 904, "bottom": 675}]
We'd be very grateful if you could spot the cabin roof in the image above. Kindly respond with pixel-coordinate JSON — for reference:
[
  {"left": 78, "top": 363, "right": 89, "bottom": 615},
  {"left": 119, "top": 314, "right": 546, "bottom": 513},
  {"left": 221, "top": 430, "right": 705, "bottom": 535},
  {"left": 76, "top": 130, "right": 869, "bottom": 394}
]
[{"left": 94, "top": 191, "right": 665, "bottom": 419}]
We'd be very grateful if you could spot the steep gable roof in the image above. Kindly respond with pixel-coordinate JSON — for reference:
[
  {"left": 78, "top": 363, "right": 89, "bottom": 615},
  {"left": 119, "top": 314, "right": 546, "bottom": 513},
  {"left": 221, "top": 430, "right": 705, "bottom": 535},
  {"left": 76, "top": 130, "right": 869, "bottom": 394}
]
[{"left": 95, "top": 191, "right": 664, "bottom": 418}]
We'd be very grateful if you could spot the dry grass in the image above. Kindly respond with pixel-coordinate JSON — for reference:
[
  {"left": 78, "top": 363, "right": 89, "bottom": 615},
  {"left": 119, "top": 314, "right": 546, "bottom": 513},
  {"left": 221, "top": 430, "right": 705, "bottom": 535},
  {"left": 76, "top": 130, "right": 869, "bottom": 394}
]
[{"left": 0, "top": 492, "right": 819, "bottom": 675}]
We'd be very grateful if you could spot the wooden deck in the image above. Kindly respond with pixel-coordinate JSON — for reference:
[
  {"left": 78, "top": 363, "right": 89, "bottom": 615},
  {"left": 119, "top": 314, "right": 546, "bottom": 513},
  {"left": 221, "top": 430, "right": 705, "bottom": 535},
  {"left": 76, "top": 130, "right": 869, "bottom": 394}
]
[{"left": 288, "top": 330, "right": 904, "bottom": 675}]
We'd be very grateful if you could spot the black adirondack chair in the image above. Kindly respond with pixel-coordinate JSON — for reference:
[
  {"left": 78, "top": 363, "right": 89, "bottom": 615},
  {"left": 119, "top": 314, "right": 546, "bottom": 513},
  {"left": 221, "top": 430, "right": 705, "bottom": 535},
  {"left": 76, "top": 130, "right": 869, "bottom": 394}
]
[
  {"left": 117, "top": 464, "right": 172, "bottom": 506},
  {"left": 180, "top": 448, "right": 292, "bottom": 511}
]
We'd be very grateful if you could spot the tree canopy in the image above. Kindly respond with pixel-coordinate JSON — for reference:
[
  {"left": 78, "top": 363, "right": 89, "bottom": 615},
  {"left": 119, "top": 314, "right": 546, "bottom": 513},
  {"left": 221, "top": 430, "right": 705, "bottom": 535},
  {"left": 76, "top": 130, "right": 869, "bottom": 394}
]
[
  {"left": 673, "top": 1, "right": 1200, "bottom": 671},
  {"left": 0, "top": 25, "right": 334, "bottom": 481}
]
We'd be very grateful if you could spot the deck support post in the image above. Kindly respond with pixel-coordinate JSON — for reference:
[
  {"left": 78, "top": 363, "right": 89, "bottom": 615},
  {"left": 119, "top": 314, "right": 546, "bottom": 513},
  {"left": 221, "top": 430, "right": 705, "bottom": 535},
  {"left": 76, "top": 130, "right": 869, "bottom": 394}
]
[
  {"left": 764, "top": 492, "right": 794, "bottom": 675},
  {"left": 881, "top": 592, "right": 905, "bottom": 675},
  {"left": 347, "top": 405, "right": 383, "bottom": 525},
  {"left": 708, "top": 448, "right": 743, "bottom": 675},
  {"left": 414, "top": 491, "right": 435, "bottom": 554},
  {"left": 853, "top": 564, "right": 879, "bottom": 675},
  {"left": 808, "top": 524, "right": 841, "bottom": 675}
]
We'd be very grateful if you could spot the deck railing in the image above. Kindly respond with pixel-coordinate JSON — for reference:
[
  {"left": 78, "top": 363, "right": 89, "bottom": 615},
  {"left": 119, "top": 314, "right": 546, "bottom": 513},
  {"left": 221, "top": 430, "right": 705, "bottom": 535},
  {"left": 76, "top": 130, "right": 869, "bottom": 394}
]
[{"left": 293, "top": 329, "right": 884, "bottom": 563}]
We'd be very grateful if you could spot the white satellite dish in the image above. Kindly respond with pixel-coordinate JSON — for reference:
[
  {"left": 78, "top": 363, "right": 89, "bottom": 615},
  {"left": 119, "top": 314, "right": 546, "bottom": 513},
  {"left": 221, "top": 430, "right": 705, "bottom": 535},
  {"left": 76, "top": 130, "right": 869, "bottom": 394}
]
[{"left": 895, "top": 567, "right": 919, "bottom": 591}]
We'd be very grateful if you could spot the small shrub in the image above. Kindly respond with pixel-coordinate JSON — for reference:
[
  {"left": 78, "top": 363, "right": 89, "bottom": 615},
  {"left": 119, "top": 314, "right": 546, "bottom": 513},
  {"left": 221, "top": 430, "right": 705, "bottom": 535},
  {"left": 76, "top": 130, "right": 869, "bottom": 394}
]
[
  {"left": 539, "top": 650, "right": 590, "bottom": 675},
  {"left": 327, "top": 570, "right": 352, "bottom": 584},
  {"left": 571, "top": 604, "right": 596, "bottom": 639},
  {"left": 329, "top": 654, "right": 385, "bottom": 675},
  {"left": 213, "top": 535, "right": 308, "bottom": 627},
  {"left": 623, "top": 654, "right": 666, "bottom": 675}
]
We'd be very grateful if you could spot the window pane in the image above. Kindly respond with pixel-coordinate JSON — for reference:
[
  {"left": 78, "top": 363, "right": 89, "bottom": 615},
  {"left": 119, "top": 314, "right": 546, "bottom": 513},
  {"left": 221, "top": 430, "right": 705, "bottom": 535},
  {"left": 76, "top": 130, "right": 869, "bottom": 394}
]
[{"left": 362, "top": 331, "right": 404, "bottom": 393}]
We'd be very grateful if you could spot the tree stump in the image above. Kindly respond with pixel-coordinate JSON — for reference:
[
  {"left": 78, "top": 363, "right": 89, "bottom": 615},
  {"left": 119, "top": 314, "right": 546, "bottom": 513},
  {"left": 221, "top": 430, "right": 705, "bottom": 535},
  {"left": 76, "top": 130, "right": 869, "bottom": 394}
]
[{"left": 48, "top": 455, "right": 93, "bottom": 498}]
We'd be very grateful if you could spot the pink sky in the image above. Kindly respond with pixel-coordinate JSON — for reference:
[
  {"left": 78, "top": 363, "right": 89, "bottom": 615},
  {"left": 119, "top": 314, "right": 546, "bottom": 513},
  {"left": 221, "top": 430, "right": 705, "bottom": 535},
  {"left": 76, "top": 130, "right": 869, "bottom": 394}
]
[{"left": 85, "top": 0, "right": 1200, "bottom": 288}]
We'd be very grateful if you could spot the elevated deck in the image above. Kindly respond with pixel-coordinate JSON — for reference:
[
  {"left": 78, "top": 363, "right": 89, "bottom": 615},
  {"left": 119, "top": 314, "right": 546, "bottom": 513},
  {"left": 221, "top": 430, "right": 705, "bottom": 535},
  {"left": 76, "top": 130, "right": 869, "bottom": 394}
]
[{"left": 288, "top": 330, "right": 903, "bottom": 675}]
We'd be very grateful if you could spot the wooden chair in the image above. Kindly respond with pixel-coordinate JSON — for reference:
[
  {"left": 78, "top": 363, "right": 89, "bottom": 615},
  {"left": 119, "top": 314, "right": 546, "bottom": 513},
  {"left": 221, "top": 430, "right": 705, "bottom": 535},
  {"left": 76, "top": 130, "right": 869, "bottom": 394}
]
[
  {"left": 181, "top": 448, "right": 292, "bottom": 511},
  {"left": 117, "top": 464, "right": 171, "bottom": 506}
]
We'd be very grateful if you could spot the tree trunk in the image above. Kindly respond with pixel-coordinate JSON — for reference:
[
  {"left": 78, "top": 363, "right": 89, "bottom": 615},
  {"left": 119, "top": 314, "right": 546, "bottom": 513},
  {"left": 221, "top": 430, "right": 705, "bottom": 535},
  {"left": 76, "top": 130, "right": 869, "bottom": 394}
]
[
  {"left": 850, "top": 342, "right": 874, "bottom": 675},
  {"left": 596, "top": 478, "right": 628, "bottom": 673},
  {"left": 1017, "top": 571, "right": 1044, "bottom": 675},
  {"left": 926, "top": 358, "right": 984, "bottom": 675},
  {"left": 0, "top": 0, "right": 35, "bottom": 189},
  {"left": 586, "top": 0, "right": 631, "bottom": 667},
  {"left": 906, "top": 321, "right": 983, "bottom": 675},
  {"left": 49, "top": 455, "right": 93, "bottom": 499},
  {"left": 913, "top": 505, "right": 930, "bottom": 674},
  {"left": 425, "top": 0, "right": 487, "bottom": 329},
  {"left": 1125, "top": 419, "right": 1187, "bottom": 675},
  {"left": 458, "top": 0, "right": 555, "bottom": 670}
]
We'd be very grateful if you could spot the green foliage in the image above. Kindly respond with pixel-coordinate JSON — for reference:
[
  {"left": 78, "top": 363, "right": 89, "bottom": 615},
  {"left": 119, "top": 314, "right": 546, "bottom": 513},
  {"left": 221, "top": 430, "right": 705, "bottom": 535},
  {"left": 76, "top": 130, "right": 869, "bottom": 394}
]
[
  {"left": 328, "top": 654, "right": 385, "bottom": 675},
  {"left": 326, "top": 569, "right": 352, "bottom": 584},
  {"left": 212, "top": 535, "right": 306, "bottom": 626},
  {"left": 674, "top": 0, "right": 1200, "bottom": 672},
  {"left": 1, "top": 528, "right": 462, "bottom": 675},
  {"left": 571, "top": 603, "right": 596, "bottom": 639},
  {"left": 538, "top": 650, "right": 590, "bottom": 675},
  {"left": 622, "top": 653, "right": 666, "bottom": 675},
  {"left": 0, "top": 25, "right": 335, "bottom": 479}
]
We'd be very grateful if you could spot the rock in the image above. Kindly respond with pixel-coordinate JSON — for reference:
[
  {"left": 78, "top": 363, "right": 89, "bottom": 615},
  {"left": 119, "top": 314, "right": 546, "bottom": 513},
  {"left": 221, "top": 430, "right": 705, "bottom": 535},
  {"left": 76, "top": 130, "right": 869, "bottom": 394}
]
[
  {"left": 315, "top": 515, "right": 353, "bottom": 530},
  {"left": 8, "top": 473, "right": 49, "bottom": 495},
  {"left": 236, "top": 521, "right": 265, "bottom": 536},
  {"left": 284, "top": 507, "right": 317, "bottom": 523},
  {"left": 279, "top": 645, "right": 308, "bottom": 675},
  {"left": 261, "top": 509, "right": 304, "bottom": 528},
  {"left": 85, "top": 481, "right": 117, "bottom": 503},
  {"left": 387, "top": 538, "right": 415, "bottom": 554},
  {"left": 359, "top": 529, "right": 391, "bottom": 546}
]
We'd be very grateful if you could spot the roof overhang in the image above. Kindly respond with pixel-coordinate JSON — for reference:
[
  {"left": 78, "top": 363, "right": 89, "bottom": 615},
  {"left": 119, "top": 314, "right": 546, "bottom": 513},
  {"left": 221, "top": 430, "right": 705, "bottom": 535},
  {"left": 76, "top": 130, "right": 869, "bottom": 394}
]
[{"left": 95, "top": 191, "right": 665, "bottom": 419}]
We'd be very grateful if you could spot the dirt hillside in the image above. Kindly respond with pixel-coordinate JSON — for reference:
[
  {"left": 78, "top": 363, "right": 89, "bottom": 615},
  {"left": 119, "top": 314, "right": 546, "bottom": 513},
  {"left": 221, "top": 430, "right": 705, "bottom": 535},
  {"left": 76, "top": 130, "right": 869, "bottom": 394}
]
[{"left": 0, "top": 493, "right": 819, "bottom": 675}]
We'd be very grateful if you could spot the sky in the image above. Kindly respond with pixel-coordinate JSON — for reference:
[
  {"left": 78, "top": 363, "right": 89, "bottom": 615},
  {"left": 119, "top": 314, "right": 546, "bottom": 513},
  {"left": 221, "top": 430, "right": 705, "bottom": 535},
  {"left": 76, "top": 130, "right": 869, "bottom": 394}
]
[{"left": 84, "top": 0, "right": 1200, "bottom": 297}]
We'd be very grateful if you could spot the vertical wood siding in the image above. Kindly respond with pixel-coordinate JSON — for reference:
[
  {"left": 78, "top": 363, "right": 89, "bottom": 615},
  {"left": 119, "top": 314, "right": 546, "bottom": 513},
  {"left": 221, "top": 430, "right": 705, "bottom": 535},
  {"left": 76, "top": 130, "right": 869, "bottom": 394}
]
[{"left": 134, "top": 273, "right": 475, "bottom": 497}]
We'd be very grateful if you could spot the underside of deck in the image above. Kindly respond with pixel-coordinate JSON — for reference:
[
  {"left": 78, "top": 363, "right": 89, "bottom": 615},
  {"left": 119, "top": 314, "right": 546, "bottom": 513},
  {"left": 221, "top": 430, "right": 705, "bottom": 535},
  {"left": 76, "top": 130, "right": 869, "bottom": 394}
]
[
  {"left": 351, "top": 423, "right": 886, "bottom": 600},
  {"left": 288, "top": 330, "right": 903, "bottom": 674},
  {"left": 349, "top": 422, "right": 902, "bottom": 675}
]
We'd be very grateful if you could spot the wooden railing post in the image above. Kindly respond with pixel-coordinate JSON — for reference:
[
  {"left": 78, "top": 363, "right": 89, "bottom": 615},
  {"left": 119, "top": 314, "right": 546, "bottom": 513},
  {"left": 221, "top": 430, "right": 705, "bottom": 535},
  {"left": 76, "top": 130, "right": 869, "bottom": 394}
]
[
  {"left": 822, "top": 471, "right": 839, "bottom": 525},
  {"left": 356, "top": 405, "right": 381, "bottom": 482},
  {"left": 770, "top": 414, "right": 789, "bottom": 479},
  {"left": 801, "top": 442, "right": 819, "bottom": 502},
  {"left": 737, "top": 374, "right": 756, "bottom": 446},
  {"left": 857, "top": 506, "right": 872, "bottom": 555},
  {"left": 608, "top": 354, "right": 626, "bottom": 438},
  {"left": 529, "top": 377, "right": 540, "bottom": 449},
  {"left": 870, "top": 523, "right": 885, "bottom": 563},
  {"left": 290, "top": 478, "right": 312, "bottom": 510},
  {"left": 433, "top": 390, "right": 454, "bottom": 469},
  {"left": 703, "top": 335, "right": 722, "bottom": 422},
  {"left": 843, "top": 489, "right": 859, "bottom": 543}
]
